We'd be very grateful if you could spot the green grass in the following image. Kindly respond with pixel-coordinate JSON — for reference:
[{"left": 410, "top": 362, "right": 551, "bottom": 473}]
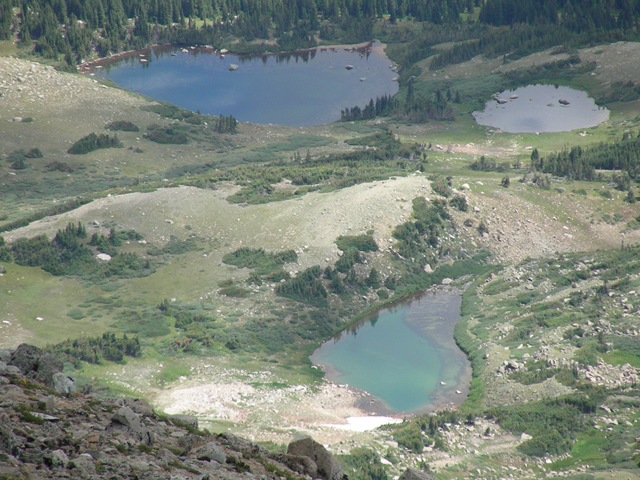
[
  {"left": 601, "top": 350, "right": 640, "bottom": 368},
  {"left": 0, "top": 40, "right": 20, "bottom": 56},
  {"left": 564, "top": 430, "right": 608, "bottom": 465},
  {"left": 0, "top": 262, "right": 114, "bottom": 347}
]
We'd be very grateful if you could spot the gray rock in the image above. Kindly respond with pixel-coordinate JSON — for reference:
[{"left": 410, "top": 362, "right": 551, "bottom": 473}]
[
  {"left": 114, "top": 397, "right": 155, "bottom": 417},
  {"left": 399, "top": 468, "right": 438, "bottom": 480},
  {"left": 287, "top": 435, "right": 345, "bottom": 480},
  {"left": 112, "top": 406, "right": 145, "bottom": 431},
  {"left": 176, "top": 432, "right": 199, "bottom": 454},
  {"left": 111, "top": 406, "right": 154, "bottom": 445},
  {"left": 191, "top": 442, "right": 227, "bottom": 464},
  {"left": 52, "top": 372, "right": 76, "bottom": 396},
  {"left": 30, "top": 412, "right": 59, "bottom": 421},
  {"left": 0, "top": 376, "right": 9, "bottom": 385},
  {"left": 45, "top": 449, "right": 69, "bottom": 468},
  {"left": 1, "top": 365, "right": 22, "bottom": 377},
  {"left": 0, "top": 424, "right": 18, "bottom": 455},
  {"left": 35, "top": 353, "right": 63, "bottom": 387},
  {"left": 278, "top": 453, "right": 318, "bottom": 477},
  {"left": 70, "top": 453, "right": 96, "bottom": 474},
  {"left": 0, "top": 349, "right": 12, "bottom": 363},
  {"left": 8, "top": 343, "right": 43, "bottom": 375},
  {"left": 38, "top": 396, "right": 55, "bottom": 412},
  {"left": 169, "top": 414, "right": 199, "bottom": 430},
  {"left": 221, "top": 432, "right": 269, "bottom": 457}
]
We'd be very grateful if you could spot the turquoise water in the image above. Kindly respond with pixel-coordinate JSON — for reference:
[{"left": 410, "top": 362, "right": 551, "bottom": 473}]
[
  {"left": 92, "top": 44, "right": 398, "bottom": 127},
  {"left": 310, "top": 290, "right": 470, "bottom": 413}
]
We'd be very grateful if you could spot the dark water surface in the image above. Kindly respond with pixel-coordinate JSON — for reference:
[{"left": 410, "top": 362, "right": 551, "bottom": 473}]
[
  {"left": 473, "top": 84, "right": 609, "bottom": 133},
  {"left": 93, "top": 44, "right": 398, "bottom": 127},
  {"left": 310, "top": 289, "right": 471, "bottom": 413}
]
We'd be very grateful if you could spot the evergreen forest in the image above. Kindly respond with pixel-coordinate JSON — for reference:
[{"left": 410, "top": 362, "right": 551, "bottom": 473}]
[{"left": 3, "top": 0, "right": 640, "bottom": 72}]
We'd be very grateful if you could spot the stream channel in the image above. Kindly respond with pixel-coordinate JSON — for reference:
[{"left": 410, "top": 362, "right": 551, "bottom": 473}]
[{"left": 310, "top": 289, "right": 472, "bottom": 414}]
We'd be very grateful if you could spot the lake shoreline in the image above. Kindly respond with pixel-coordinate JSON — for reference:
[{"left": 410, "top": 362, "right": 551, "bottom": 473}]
[{"left": 79, "top": 39, "right": 391, "bottom": 72}]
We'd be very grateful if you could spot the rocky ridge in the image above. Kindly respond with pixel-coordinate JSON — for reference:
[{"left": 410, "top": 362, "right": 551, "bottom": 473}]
[{"left": 0, "top": 343, "right": 438, "bottom": 480}]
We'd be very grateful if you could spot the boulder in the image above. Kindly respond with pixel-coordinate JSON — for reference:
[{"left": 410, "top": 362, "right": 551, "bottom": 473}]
[
  {"left": 191, "top": 442, "right": 227, "bottom": 464},
  {"left": 399, "top": 468, "right": 438, "bottom": 480},
  {"left": 0, "top": 424, "right": 18, "bottom": 456},
  {"left": 45, "top": 449, "right": 69, "bottom": 468},
  {"left": 287, "top": 435, "right": 345, "bottom": 480},
  {"left": 52, "top": 372, "right": 76, "bottom": 396},
  {"left": 111, "top": 406, "right": 154, "bottom": 445},
  {"left": 35, "top": 354, "right": 63, "bottom": 387},
  {"left": 0, "top": 365, "right": 22, "bottom": 377},
  {"left": 70, "top": 453, "right": 96, "bottom": 475},
  {"left": 114, "top": 397, "right": 155, "bottom": 417},
  {"left": 0, "top": 349, "right": 12, "bottom": 363},
  {"left": 8, "top": 343, "right": 43, "bottom": 375},
  {"left": 220, "top": 432, "right": 269, "bottom": 457},
  {"left": 38, "top": 396, "right": 55, "bottom": 412},
  {"left": 7, "top": 344, "right": 64, "bottom": 387},
  {"left": 278, "top": 453, "right": 318, "bottom": 477},
  {"left": 169, "top": 414, "right": 199, "bottom": 430}
]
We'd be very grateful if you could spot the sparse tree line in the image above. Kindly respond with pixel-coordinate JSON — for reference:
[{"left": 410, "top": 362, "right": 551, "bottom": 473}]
[
  {"left": 0, "top": 222, "right": 153, "bottom": 279},
  {"left": 340, "top": 86, "right": 461, "bottom": 123},
  {"left": 530, "top": 132, "right": 640, "bottom": 196},
  {"left": 47, "top": 332, "right": 141, "bottom": 366}
]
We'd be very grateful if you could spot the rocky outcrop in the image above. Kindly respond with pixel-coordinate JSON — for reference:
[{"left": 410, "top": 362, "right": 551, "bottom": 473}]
[
  {"left": 0, "top": 344, "right": 345, "bottom": 480},
  {"left": 399, "top": 468, "right": 438, "bottom": 480},
  {"left": 108, "top": 405, "right": 155, "bottom": 445},
  {"left": 6, "top": 343, "right": 75, "bottom": 395},
  {"left": 286, "top": 434, "right": 347, "bottom": 480}
]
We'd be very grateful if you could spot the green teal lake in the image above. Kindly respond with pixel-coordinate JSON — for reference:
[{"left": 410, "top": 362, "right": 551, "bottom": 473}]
[
  {"left": 310, "top": 289, "right": 471, "bottom": 413},
  {"left": 92, "top": 43, "right": 398, "bottom": 127}
]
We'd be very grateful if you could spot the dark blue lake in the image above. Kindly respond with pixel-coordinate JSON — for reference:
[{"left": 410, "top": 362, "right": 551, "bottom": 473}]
[
  {"left": 310, "top": 290, "right": 471, "bottom": 413},
  {"left": 92, "top": 43, "right": 398, "bottom": 127}
]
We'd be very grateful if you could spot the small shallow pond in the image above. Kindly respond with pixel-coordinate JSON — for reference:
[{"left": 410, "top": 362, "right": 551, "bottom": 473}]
[
  {"left": 92, "top": 43, "right": 398, "bottom": 127},
  {"left": 310, "top": 289, "right": 471, "bottom": 414},
  {"left": 472, "top": 84, "right": 609, "bottom": 133}
]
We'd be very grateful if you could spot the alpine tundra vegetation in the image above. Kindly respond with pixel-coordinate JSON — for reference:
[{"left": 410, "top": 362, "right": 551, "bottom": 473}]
[{"left": 3, "top": 0, "right": 640, "bottom": 479}]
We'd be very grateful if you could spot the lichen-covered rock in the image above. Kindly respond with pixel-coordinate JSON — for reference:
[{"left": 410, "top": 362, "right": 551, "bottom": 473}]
[
  {"left": 0, "top": 349, "right": 12, "bottom": 363},
  {"left": 287, "top": 434, "right": 346, "bottom": 480},
  {"left": 399, "top": 468, "right": 439, "bottom": 480},
  {"left": 0, "top": 423, "right": 18, "bottom": 456},
  {"left": 169, "top": 414, "right": 199, "bottom": 430},
  {"left": 191, "top": 442, "right": 227, "bottom": 464},
  {"left": 45, "top": 449, "right": 69, "bottom": 468},
  {"left": 52, "top": 372, "right": 76, "bottom": 396},
  {"left": 0, "top": 364, "right": 22, "bottom": 377},
  {"left": 278, "top": 453, "right": 318, "bottom": 477},
  {"left": 110, "top": 406, "right": 154, "bottom": 445},
  {"left": 70, "top": 453, "right": 97, "bottom": 475},
  {"left": 34, "top": 353, "right": 63, "bottom": 386},
  {"left": 0, "top": 343, "right": 344, "bottom": 480},
  {"left": 114, "top": 397, "right": 155, "bottom": 417},
  {"left": 8, "top": 343, "right": 43, "bottom": 375}
]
